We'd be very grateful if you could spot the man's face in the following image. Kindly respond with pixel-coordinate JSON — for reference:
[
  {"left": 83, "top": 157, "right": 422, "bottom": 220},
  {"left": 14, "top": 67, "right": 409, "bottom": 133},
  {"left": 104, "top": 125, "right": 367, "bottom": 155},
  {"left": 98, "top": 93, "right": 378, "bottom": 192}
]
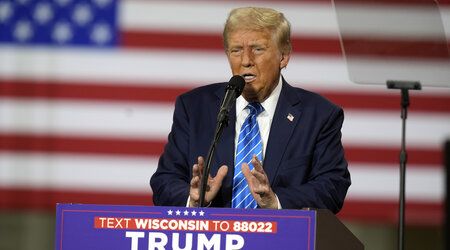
[{"left": 226, "top": 29, "right": 290, "bottom": 103}]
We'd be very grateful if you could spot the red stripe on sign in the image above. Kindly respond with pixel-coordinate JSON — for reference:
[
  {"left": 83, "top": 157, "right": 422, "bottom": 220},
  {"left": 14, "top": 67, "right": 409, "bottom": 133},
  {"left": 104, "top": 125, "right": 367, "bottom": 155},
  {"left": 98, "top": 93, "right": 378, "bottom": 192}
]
[
  {"left": 1, "top": 79, "right": 450, "bottom": 112},
  {"left": 0, "top": 133, "right": 443, "bottom": 166},
  {"left": 338, "top": 199, "right": 444, "bottom": 226},
  {"left": 0, "top": 187, "right": 153, "bottom": 212},
  {"left": 121, "top": 31, "right": 343, "bottom": 55}
]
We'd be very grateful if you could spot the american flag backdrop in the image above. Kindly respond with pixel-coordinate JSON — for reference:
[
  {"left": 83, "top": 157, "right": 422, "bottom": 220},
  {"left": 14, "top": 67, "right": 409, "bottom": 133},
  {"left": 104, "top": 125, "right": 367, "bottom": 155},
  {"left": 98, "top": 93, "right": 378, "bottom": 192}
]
[{"left": 0, "top": 0, "right": 449, "bottom": 227}]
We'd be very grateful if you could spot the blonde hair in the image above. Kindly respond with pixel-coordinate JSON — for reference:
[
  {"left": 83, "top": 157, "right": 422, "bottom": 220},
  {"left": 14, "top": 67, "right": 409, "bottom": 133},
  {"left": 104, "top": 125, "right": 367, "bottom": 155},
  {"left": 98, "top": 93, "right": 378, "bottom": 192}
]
[{"left": 223, "top": 7, "right": 292, "bottom": 54}]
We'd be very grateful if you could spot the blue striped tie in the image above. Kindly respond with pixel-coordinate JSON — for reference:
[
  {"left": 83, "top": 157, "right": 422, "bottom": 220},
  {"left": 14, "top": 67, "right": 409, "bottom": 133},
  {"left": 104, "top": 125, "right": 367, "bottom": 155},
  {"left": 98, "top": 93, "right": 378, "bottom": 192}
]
[{"left": 232, "top": 103, "right": 264, "bottom": 209}]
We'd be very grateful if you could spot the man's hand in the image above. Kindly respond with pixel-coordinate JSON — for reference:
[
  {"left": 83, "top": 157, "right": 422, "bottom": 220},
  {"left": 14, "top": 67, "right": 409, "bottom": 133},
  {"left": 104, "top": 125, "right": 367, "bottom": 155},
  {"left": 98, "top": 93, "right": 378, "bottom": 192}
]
[
  {"left": 189, "top": 156, "right": 228, "bottom": 207},
  {"left": 242, "top": 155, "right": 278, "bottom": 209}
]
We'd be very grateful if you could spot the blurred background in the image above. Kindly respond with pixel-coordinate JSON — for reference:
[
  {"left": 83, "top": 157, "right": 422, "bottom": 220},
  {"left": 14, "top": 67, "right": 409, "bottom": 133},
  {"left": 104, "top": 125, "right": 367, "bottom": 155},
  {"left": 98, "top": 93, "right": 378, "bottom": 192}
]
[{"left": 0, "top": 0, "right": 449, "bottom": 249}]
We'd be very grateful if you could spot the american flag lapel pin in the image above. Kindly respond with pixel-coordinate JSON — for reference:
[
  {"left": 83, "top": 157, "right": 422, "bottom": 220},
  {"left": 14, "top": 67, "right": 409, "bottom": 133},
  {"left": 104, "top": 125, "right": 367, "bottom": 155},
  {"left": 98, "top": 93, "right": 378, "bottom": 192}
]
[{"left": 287, "top": 113, "right": 294, "bottom": 122}]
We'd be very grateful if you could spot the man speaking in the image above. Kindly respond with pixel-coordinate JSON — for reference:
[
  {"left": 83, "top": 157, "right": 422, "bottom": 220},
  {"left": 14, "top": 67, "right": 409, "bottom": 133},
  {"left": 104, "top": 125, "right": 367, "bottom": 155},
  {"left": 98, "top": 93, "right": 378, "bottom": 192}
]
[{"left": 150, "top": 7, "right": 350, "bottom": 213}]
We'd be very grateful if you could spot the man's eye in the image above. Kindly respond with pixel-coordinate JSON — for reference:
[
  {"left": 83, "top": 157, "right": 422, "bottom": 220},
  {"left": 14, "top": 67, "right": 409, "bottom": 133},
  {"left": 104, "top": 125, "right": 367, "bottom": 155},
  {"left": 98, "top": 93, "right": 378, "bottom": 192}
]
[{"left": 254, "top": 47, "right": 265, "bottom": 53}]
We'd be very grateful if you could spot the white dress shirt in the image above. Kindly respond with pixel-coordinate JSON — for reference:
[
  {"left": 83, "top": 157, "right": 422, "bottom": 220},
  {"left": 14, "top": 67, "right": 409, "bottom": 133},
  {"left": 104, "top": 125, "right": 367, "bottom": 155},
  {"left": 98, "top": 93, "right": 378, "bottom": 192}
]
[{"left": 234, "top": 76, "right": 282, "bottom": 160}]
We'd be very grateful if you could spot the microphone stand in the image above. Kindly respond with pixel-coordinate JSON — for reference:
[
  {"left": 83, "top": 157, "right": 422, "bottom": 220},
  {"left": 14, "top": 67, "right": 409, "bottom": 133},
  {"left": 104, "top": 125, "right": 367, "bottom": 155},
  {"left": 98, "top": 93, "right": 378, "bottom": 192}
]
[
  {"left": 386, "top": 80, "right": 421, "bottom": 250},
  {"left": 198, "top": 116, "right": 229, "bottom": 207}
]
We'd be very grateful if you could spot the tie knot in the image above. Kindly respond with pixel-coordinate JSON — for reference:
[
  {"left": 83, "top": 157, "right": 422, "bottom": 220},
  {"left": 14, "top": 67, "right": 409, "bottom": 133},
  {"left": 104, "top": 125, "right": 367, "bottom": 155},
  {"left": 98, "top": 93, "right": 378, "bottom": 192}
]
[{"left": 247, "top": 103, "right": 264, "bottom": 116}]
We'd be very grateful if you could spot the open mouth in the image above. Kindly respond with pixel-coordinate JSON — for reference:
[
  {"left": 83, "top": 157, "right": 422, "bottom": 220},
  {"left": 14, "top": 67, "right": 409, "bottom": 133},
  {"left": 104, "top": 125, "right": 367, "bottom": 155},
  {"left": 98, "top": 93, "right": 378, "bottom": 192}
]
[{"left": 242, "top": 74, "right": 256, "bottom": 82}]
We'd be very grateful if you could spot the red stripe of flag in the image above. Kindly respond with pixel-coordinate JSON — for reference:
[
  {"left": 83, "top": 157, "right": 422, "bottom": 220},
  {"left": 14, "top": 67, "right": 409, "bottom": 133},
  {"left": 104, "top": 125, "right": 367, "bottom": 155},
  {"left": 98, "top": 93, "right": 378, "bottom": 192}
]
[
  {"left": 0, "top": 133, "right": 165, "bottom": 157},
  {"left": 1, "top": 79, "right": 449, "bottom": 112},
  {"left": 338, "top": 199, "right": 443, "bottom": 226},
  {"left": 342, "top": 38, "right": 450, "bottom": 59},
  {"left": 0, "top": 79, "right": 190, "bottom": 104},
  {"left": 0, "top": 187, "right": 153, "bottom": 212},
  {"left": 121, "top": 31, "right": 343, "bottom": 55},
  {"left": 333, "top": 0, "right": 450, "bottom": 5},
  {"left": 121, "top": 31, "right": 450, "bottom": 58},
  {"left": 344, "top": 146, "right": 443, "bottom": 166},
  {"left": 0, "top": 186, "right": 442, "bottom": 226},
  {"left": 0, "top": 133, "right": 443, "bottom": 166},
  {"left": 321, "top": 92, "right": 450, "bottom": 113},
  {"left": 125, "top": 0, "right": 450, "bottom": 6}
]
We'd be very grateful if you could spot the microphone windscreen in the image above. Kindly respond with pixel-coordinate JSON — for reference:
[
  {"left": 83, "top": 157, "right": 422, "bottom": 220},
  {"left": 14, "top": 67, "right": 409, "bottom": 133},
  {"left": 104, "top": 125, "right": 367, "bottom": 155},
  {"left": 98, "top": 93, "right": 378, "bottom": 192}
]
[{"left": 228, "top": 75, "right": 245, "bottom": 97}]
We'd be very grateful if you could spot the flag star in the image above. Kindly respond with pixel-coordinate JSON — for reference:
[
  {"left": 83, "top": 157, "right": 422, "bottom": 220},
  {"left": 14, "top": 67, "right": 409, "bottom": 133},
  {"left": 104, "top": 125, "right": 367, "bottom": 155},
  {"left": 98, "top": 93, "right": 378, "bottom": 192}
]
[
  {"left": 199, "top": 210, "right": 205, "bottom": 216},
  {"left": 191, "top": 211, "right": 197, "bottom": 216},
  {"left": 175, "top": 210, "right": 181, "bottom": 216},
  {"left": 0, "top": 2, "right": 13, "bottom": 23},
  {"left": 55, "top": 0, "right": 72, "bottom": 7},
  {"left": 183, "top": 210, "right": 189, "bottom": 216},
  {"left": 93, "top": 0, "right": 112, "bottom": 8},
  {"left": 52, "top": 21, "right": 73, "bottom": 44},
  {"left": 33, "top": 2, "right": 53, "bottom": 25},
  {"left": 72, "top": 3, "right": 92, "bottom": 26},
  {"left": 13, "top": 20, "right": 33, "bottom": 42},
  {"left": 90, "top": 23, "right": 111, "bottom": 45},
  {"left": 167, "top": 210, "right": 173, "bottom": 215},
  {"left": 17, "top": 0, "right": 31, "bottom": 6}
]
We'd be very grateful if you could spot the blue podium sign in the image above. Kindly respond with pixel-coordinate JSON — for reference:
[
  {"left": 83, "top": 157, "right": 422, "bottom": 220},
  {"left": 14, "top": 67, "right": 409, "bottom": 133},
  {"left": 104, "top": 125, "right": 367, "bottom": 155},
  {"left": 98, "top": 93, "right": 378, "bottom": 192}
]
[{"left": 55, "top": 204, "right": 316, "bottom": 250}]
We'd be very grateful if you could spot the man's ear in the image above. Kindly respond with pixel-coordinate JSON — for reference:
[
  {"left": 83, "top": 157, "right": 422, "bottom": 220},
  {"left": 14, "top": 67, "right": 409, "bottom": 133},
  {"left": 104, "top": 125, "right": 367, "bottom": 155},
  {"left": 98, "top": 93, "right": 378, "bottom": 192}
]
[{"left": 280, "top": 53, "right": 290, "bottom": 69}]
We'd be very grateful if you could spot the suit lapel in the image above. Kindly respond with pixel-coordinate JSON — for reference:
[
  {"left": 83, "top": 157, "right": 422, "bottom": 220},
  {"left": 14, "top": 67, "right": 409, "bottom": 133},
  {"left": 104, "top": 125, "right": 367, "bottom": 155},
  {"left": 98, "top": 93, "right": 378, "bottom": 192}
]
[{"left": 263, "top": 79, "right": 302, "bottom": 185}]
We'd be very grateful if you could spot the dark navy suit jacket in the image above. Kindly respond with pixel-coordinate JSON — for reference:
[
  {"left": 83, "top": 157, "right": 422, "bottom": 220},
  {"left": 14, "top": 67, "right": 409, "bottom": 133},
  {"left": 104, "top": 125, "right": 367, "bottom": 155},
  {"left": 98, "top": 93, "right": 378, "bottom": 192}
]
[{"left": 150, "top": 78, "right": 350, "bottom": 213}]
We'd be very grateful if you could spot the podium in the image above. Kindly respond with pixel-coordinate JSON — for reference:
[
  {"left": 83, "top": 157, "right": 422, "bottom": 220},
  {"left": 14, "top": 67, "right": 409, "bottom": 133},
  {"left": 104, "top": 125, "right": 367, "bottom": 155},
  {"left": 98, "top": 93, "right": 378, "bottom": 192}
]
[{"left": 55, "top": 204, "right": 363, "bottom": 250}]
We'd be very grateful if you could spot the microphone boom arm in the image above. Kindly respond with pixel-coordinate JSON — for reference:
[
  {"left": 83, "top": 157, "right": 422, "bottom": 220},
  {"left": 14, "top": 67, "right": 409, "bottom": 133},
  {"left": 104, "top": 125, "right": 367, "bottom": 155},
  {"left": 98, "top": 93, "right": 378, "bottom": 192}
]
[
  {"left": 198, "top": 120, "right": 227, "bottom": 207},
  {"left": 197, "top": 75, "right": 244, "bottom": 207}
]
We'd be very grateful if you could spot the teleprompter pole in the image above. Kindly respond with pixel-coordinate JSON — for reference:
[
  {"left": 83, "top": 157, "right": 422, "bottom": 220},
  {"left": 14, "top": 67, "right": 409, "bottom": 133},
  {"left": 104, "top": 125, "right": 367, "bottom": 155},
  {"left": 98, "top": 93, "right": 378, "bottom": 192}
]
[{"left": 386, "top": 80, "right": 421, "bottom": 250}]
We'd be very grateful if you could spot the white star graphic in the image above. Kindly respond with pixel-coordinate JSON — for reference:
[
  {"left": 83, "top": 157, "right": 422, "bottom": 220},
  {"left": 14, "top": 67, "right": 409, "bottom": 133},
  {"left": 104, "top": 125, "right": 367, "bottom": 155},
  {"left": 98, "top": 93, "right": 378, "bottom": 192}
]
[
  {"left": 183, "top": 210, "right": 189, "bottom": 216},
  {"left": 176, "top": 210, "right": 181, "bottom": 216},
  {"left": 191, "top": 210, "right": 197, "bottom": 216},
  {"left": 167, "top": 210, "right": 173, "bottom": 215},
  {"left": 199, "top": 210, "right": 205, "bottom": 216}
]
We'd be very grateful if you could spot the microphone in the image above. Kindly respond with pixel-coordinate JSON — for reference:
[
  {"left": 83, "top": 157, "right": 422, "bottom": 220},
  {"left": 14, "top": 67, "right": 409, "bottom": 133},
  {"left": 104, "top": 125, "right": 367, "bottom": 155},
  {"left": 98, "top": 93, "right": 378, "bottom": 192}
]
[
  {"left": 198, "top": 75, "right": 245, "bottom": 207},
  {"left": 216, "top": 75, "right": 245, "bottom": 126}
]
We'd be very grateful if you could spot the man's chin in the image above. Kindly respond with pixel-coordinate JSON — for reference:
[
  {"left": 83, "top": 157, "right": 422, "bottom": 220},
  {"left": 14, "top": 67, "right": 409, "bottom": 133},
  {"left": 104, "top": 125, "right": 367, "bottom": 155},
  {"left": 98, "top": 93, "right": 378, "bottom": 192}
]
[{"left": 242, "top": 89, "right": 259, "bottom": 103}]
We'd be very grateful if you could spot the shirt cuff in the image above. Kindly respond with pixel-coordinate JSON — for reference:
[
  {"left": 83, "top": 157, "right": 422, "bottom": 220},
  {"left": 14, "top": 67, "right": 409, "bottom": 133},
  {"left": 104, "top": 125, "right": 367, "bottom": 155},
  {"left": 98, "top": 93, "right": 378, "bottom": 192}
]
[
  {"left": 186, "top": 196, "right": 211, "bottom": 207},
  {"left": 276, "top": 194, "right": 282, "bottom": 209}
]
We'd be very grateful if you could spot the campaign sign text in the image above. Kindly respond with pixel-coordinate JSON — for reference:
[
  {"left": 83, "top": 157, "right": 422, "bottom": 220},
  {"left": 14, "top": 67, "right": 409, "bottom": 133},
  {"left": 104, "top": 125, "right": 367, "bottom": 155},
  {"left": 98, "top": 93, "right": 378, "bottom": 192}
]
[{"left": 55, "top": 204, "right": 315, "bottom": 250}]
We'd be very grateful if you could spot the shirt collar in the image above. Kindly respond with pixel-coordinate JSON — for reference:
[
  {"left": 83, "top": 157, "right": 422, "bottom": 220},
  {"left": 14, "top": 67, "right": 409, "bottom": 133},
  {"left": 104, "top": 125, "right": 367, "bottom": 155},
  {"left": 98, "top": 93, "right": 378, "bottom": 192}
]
[{"left": 236, "top": 75, "right": 283, "bottom": 117}]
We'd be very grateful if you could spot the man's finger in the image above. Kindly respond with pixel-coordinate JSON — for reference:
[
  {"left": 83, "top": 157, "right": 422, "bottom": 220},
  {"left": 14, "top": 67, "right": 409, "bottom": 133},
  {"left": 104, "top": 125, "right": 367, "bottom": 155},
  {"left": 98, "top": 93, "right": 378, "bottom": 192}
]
[
  {"left": 241, "top": 163, "right": 252, "bottom": 179},
  {"left": 208, "top": 165, "right": 228, "bottom": 193},
  {"left": 215, "top": 165, "right": 228, "bottom": 182},
  {"left": 197, "top": 156, "right": 205, "bottom": 174},
  {"left": 251, "top": 155, "right": 264, "bottom": 172},
  {"left": 192, "top": 164, "right": 199, "bottom": 177}
]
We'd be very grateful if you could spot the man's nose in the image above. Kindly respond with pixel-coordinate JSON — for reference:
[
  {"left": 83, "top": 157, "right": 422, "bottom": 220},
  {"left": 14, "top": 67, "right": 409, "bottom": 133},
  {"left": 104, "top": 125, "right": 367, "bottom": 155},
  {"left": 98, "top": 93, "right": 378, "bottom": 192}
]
[{"left": 241, "top": 49, "right": 254, "bottom": 67}]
